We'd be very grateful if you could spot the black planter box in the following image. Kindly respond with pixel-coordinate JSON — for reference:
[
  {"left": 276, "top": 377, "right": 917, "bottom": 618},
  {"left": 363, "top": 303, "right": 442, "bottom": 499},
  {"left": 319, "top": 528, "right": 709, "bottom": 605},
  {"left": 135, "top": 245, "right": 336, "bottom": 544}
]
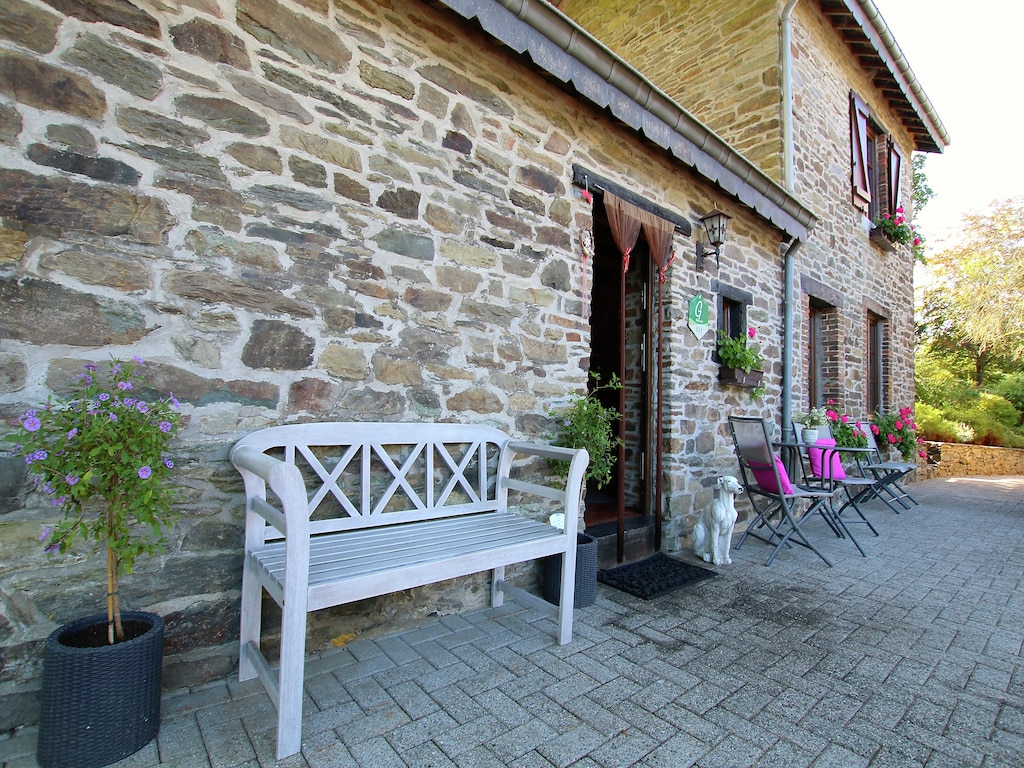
[
  {"left": 718, "top": 366, "right": 764, "bottom": 388},
  {"left": 543, "top": 532, "right": 598, "bottom": 608}
]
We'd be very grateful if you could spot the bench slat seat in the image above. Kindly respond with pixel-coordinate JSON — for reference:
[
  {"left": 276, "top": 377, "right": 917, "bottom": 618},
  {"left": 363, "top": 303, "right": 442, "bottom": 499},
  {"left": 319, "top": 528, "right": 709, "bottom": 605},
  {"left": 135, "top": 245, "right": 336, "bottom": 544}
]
[
  {"left": 253, "top": 511, "right": 567, "bottom": 607},
  {"left": 230, "top": 422, "right": 588, "bottom": 760}
]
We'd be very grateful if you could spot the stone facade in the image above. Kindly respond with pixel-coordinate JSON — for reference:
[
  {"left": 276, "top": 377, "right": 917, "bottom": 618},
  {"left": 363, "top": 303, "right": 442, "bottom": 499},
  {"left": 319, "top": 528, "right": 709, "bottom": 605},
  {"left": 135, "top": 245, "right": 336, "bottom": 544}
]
[
  {"left": 0, "top": 0, "right": 935, "bottom": 728},
  {"left": 557, "top": 0, "right": 924, "bottom": 428}
]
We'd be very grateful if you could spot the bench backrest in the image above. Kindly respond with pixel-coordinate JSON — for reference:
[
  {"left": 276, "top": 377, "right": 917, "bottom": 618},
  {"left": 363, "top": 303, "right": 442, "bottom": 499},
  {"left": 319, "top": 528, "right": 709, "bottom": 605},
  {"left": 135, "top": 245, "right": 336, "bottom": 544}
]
[{"left": 232, "top": 422, "right": 515, "bottom": 537}]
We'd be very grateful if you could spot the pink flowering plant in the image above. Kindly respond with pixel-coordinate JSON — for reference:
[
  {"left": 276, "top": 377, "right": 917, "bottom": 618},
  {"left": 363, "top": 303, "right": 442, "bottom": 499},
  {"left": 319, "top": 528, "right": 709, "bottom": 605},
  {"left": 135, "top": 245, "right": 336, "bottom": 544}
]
[
  {"left": 824, "top": 402, "right": 869, "bottom": 448},
  {"left": 716, "top": 326, "right": 766, "bottom": 374},
  {"left": 872, "top": 407, "right": 923, "bottom": 461},
  {"left": 13, "top": 357, "right": 182, "bottom": 644},
  {"left": 873, "top": 206, "right": 926, "bottom": 261}
]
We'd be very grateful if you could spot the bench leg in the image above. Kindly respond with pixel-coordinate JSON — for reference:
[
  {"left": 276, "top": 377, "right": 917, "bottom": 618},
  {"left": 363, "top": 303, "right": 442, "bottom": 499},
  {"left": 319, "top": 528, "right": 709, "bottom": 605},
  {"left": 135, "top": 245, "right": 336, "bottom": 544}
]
[
  {"left": 275, "top": 600, "right": 308, "bottom": 760},
  {"left": 558, "top": 544, "right": 576, "bottom": 645},
  {"left": 238, "top": 555, "right": 262, "bottom": 682},
  {"left": 491, "top": 566, "right": 505, "bottom": 607}
]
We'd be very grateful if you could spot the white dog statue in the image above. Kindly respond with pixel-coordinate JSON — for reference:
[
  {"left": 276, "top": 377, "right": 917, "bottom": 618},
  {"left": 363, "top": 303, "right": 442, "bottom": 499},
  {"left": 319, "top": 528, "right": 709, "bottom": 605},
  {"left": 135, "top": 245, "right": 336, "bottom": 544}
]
[{"left": 692, "top": 475, "right": 743, "bottom": 566}]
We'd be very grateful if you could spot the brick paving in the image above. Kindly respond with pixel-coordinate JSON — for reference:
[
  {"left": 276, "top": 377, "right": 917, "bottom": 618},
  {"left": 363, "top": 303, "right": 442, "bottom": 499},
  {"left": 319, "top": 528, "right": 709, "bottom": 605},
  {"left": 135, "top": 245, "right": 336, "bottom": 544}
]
[{"left": 2, "top": 476, "right": 1022, "bottom": 767}]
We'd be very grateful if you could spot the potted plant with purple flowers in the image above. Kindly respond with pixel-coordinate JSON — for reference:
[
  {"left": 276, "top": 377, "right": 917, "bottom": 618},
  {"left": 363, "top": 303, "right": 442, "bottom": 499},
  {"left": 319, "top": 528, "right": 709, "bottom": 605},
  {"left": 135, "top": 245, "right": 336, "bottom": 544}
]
[{"left": 12, "top": 356, "right": 182, "bottom": 768}]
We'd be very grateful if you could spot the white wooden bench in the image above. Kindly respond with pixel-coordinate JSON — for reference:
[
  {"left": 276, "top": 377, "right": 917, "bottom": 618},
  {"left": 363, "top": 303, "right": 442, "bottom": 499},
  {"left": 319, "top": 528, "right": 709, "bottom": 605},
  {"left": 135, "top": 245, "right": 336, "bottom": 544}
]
[{"left": 229, "top": 422, "right": 589, "bottom": 759}]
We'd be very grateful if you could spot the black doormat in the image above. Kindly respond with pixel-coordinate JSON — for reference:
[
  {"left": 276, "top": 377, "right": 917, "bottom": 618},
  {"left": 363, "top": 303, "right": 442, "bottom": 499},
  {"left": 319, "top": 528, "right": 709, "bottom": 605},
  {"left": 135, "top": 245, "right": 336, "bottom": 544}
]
[{"left": 597, "top": 553, "right": 717, "bottom": 600}]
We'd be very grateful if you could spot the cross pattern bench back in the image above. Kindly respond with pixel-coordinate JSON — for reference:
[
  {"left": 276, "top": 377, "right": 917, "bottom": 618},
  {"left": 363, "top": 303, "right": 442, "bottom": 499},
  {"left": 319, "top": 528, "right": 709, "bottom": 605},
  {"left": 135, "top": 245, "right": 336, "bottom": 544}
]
[{"left": 230, "top": 422, "right": 589, "bottom": 759}]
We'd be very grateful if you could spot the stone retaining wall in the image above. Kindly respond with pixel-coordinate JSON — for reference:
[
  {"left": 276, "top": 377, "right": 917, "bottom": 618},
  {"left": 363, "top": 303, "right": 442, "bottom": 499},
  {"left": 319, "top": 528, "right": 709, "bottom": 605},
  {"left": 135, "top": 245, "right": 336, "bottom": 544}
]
[{"left": 916, "top": 442, "right": 1024, "bottom": 480}]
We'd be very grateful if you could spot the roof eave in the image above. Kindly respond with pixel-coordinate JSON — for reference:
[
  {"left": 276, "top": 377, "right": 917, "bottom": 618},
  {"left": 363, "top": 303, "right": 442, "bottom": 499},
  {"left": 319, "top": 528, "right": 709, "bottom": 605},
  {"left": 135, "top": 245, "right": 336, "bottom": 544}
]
[
  {"left": 824, "top": 0, "right": 950, "bottom": 153},
  {"left": 431, "top": 0, "right": 817, "bottom": 241}
]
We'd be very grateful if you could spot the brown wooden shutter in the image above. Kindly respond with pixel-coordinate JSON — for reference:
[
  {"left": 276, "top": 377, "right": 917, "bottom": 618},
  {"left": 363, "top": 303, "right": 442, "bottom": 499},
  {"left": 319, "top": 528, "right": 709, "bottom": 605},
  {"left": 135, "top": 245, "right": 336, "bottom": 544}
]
[
  {"left": 887, "top": 138, "right": 903, "bottom": 214},
  {"left": 850, "top": 92, "right": 871, "bottom": 212}
]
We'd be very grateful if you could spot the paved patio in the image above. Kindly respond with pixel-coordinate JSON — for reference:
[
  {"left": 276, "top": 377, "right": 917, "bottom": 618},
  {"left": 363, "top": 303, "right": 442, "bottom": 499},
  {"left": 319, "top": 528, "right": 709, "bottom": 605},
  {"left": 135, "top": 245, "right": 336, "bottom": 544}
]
[{"left": 2, "top": 475, "right": 1022, "bottom": 767}]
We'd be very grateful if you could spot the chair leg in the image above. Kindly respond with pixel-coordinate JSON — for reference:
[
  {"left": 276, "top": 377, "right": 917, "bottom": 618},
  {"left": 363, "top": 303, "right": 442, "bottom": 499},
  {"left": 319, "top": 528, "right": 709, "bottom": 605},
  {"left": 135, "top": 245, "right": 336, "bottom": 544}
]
[{"left": 764, "top": 499, "right": 834, "bottom": 568}]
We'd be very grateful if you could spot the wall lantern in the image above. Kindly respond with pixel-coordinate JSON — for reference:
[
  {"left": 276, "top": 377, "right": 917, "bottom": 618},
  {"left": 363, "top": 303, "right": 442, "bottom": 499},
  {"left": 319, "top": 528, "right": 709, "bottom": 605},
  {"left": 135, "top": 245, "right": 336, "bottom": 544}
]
[{"left": 695, "top": 208, "right": 731, "bottom": 271}]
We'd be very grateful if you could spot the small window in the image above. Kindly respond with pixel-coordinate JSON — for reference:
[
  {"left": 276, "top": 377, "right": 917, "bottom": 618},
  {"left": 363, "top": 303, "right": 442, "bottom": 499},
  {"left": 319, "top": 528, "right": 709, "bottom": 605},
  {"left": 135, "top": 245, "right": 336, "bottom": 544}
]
[
  {"left": 715, "top": 282, "right": 754, "bottom": 364},
  {"left": 808, "top": 304, "right": 824, "bottom": 407},
  {"left": 867, "top": 311, "right": 886, "bottom": 414},
  {"left": 720, "top": 297, "right": 744, "bottom": 340}
]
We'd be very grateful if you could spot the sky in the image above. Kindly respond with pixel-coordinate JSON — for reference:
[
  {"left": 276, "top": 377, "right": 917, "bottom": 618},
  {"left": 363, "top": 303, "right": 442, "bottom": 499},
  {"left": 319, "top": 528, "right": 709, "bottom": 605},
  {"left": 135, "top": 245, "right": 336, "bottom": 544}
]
[{"left": 875, "top": 0, "right": 1024, "bottom": 251}]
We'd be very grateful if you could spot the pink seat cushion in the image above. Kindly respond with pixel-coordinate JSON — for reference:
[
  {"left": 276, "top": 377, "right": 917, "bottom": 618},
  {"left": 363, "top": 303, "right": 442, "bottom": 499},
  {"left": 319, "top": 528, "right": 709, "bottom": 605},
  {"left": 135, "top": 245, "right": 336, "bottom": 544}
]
[
  {"left": 750, "top": 454, "right": 795, "bottom": 494},
  {"left": 808, "top": 438, "right": 846, "bottom": 480}
]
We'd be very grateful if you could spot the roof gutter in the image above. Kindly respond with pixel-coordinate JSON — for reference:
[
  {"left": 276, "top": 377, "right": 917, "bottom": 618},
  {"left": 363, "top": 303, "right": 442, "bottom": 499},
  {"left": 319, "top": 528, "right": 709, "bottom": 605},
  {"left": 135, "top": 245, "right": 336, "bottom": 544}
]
[
  {"left": 435, "top": 0, "right": 817, "bottom": 241},
  {"left": 851, "top": 0, "right": 950, "bottom": 151}
]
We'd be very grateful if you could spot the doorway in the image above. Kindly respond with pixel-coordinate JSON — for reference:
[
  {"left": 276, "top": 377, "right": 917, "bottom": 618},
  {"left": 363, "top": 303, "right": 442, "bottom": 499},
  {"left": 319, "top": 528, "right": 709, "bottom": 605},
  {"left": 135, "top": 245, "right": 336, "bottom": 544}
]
[{"left": 586, "top": 199, "right": 663, "bottom": 560}]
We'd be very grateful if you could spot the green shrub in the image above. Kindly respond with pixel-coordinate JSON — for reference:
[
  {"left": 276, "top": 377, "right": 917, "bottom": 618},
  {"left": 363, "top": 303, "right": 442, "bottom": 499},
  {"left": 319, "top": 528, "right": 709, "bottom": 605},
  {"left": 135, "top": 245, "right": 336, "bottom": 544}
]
[
  {"left": 915, "top": 403, "right": 969, "bottom": 443},
  {"left": 989, "top": 373, "right": 1024, "bottom": 424}
]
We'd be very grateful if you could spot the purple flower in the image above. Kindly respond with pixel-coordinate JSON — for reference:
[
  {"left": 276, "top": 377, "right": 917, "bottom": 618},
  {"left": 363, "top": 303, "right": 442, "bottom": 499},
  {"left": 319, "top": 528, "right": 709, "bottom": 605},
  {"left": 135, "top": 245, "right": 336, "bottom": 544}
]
[
  {"left": 109, "top": 413, "right": 118, "bottom": 422},
  {"left": 98, "top": 392, "right": 110, "bottom": 401},
  {"left": 67, "top": 428, "right": 78, "bottom": 439},
  {"left": 65, "top": 474, "right": 79, "bottom": 486},
  {"left": 77, "top": 373, "right": 93, "bottom": 385},
  {"left": 84, "top": 363, "right": 97, "bottom": 372},
  {"left": 169, "top": 393, "right": 181, "bottom": 410},
  {"left": 159, "top": 421, "right": 172, "bottom": 433},
  {"left": 164, "top": 458, "right": 174, "bottom": 469},
  {"left": 124, "top": 398, "right": 136, "bottom": 407},
  {"left": 133, "top": 355, "right": 144, "bottom": 364},
  {"left": 112, "top": 363, "right": 122, "bottom": 375},
  {"left": 38, "top": 527, "right": 51, "bottom": 542},
  {"left": 138, "top": 465, "right": 152, "bottom": 479},
  {"left": 23, "top": 416, "right": 41, "bottom": 432},
  {"left": 26, "top": 450, "right": 47, "bottom": 464},
  {"left": 136, "top": 401, "right": 149, "bottom": 414},
  {"left": 118, "top": 381, "right": 132, "bottom": 391}
]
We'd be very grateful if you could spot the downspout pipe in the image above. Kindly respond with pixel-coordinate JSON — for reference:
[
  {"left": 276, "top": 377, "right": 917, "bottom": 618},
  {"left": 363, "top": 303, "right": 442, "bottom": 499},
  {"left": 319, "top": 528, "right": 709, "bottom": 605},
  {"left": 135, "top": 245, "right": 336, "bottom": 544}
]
[
  {"left": 781, "top": 0, "right": 800, "bottom": 192},
  {"left": 782, "top": 238, "right": 802, "bottom": 440},
  {"left": 781, "top": 1, "right": 801, "bottom": 437}
]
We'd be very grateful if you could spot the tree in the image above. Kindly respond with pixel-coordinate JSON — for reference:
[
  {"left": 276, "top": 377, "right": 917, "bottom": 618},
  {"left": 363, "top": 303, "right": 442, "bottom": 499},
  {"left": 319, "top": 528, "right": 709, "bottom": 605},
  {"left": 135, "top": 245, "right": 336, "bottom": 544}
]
[
  {"left": 912, "top": 153, "right": 935, "bottom": 214},
  {"left": 918, "top": 199, "right": 1024, "bottom": 386}
]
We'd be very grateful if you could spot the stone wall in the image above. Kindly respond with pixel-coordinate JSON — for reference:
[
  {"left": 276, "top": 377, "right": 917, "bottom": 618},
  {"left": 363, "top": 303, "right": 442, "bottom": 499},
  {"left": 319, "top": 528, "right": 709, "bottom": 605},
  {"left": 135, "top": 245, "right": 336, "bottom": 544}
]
[
  {"left": 558, "top": 0, "right": 783, "bottom": 183},
  {"left": 917, "top": 442, "right": 1024, "bottom": 480},
  {"left": 0, "top": 0, "right": 794, "bottom": 728}
]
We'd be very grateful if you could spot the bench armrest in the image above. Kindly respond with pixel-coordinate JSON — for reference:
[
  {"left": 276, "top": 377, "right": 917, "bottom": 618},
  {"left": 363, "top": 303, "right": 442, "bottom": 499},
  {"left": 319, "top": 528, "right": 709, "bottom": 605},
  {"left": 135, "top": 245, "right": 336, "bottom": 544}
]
[
  {"left": 499, "top": 441, "right": 589, "bottom": 540},
  {"left": 231, "top": 444, "right": 308, "bottom": 539}
]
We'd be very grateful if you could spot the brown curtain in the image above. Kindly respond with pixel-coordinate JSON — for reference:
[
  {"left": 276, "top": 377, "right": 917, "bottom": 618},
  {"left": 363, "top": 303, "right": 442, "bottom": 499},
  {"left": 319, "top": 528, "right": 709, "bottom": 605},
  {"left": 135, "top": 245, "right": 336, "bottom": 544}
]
[
  {"left": 603, "top": 191, "right": 643, "bottom": 273},
  {"left": 641, "top": 217, "right": 675, "bottom": 283}
]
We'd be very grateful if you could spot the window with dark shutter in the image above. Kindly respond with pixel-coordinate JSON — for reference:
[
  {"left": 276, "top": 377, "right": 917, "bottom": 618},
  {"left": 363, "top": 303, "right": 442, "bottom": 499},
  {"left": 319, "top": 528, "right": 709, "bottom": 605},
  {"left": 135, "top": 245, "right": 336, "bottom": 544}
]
[
  {"left": 887, "top": 139, "right": 903, "bottom": 214},
  {"left": 850, "top": 92, "right": 872, "bottom": 212},
  {"left": 850, "top": 91, "right": 906, "bottom": 225}
]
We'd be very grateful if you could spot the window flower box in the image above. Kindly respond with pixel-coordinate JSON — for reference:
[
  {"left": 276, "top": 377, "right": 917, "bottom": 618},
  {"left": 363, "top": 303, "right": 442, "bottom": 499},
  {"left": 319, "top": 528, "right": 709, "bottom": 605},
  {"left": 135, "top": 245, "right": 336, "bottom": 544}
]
[
  {"left": 869, "top": 226, "right": 897, "bottom": 253},
  {"left": 718, "top": 366, "right": 764, "bottom": 388}
]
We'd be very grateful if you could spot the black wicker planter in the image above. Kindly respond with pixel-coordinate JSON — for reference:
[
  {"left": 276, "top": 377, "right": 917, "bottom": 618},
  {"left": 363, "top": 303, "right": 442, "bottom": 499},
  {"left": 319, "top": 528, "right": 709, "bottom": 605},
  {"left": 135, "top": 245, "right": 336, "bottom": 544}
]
[
  {"left": 543, "top": 533, "right": 598, "bottom": 608},
  {"left": 37, "top": 611, "right": 164, "bottom": 768}
]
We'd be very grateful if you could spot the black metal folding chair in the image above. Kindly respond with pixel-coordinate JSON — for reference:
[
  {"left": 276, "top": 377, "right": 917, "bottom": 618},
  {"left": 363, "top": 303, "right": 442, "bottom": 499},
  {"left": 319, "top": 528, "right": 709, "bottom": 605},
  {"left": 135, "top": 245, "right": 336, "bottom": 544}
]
[
  {"left": 729, "top": 416, "right": 838, "bottom": 567},
  {"left": 859, "top": 426, "right": 919, "bottom": 512},
  {"left": 798, "top": 422, "right": 880, "bottom": 550}
]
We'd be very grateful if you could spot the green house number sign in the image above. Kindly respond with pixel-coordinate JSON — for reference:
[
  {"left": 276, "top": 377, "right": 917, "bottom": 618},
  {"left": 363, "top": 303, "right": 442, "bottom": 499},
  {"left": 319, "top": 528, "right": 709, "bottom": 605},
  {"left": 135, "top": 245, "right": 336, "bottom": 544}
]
[{"left": 688, "top": 293, "right": 710, "bottom": 339}]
